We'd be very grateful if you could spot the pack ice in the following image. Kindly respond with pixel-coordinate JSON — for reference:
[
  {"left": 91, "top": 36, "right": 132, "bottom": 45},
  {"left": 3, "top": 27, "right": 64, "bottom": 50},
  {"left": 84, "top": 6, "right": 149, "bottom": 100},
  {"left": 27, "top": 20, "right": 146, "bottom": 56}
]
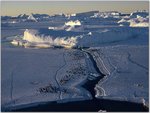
[{"left": 2, "top": 10, "right": 149, "bottom": 111}]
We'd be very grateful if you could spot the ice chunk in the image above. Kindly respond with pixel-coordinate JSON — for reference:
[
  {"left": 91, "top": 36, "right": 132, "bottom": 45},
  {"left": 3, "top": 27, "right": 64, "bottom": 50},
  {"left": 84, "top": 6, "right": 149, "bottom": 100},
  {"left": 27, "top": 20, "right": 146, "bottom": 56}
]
[{"left": 65, "top": 20, "right": 81, "bottom": 27}]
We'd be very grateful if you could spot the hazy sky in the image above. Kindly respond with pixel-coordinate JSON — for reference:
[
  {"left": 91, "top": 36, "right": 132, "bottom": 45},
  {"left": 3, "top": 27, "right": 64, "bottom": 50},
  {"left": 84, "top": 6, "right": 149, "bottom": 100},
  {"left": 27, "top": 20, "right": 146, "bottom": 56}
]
[{"left": 1, "top": 1, "right": 149, "bottom": 16}]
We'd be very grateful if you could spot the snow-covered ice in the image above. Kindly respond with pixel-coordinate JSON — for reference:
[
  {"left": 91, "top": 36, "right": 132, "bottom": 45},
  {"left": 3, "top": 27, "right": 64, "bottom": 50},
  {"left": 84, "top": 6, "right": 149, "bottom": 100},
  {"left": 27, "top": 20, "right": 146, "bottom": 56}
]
[
  {"left": 1, "top": 10, "right": 149, "bottom": 111},
  {"left": 10, "top": 27, "right": 148, "bottom": 49},
  {"left": 1, "top": 48, "right": 92, "bottom": 111},
  {"left": 88, "top": 45, "right": 148, "bottom": 107},
  {"left": 117, "top": 10, "right": 149, "bottom": 27}
]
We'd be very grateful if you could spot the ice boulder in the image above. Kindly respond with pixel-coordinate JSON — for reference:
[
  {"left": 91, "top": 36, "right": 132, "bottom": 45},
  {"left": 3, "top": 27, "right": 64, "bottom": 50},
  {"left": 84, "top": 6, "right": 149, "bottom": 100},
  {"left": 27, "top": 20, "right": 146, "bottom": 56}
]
[
  {"left": 117, "top": 12, "right": 149, "bottom": 27},
  {"left": 65, "top": 20, "right": 81, "bottom": 27},
  {"left": 19, "top": 29, "right": 78, "bottom": 48},
  {"left": 128, "top": 17, "right": 149, "bottom": 27},
  {"left": 130, "top": 10, "right": 148, "bottom": 18},
  {"left": 11, "top": 26, "right": 148, "bottom": 48},
  {"left": 27, "top": 14, "right": 38, "bottom": 22}
]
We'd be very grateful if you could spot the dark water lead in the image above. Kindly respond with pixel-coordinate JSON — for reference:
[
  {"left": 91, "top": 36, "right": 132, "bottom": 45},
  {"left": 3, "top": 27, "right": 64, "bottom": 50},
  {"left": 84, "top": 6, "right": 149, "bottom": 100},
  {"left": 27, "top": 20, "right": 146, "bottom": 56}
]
[{"left": 13, "top": 98, "right": 148, "bottom": 112}]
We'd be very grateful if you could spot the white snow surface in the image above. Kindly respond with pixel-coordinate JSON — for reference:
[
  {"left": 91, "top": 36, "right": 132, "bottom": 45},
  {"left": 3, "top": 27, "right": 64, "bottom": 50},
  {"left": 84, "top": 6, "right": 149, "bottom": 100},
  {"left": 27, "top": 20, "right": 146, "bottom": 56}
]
[
  {"left": 88, "top": 45, "right": 148, "bottom": 106},
  {"left": 2, "top": 10, "right": 149, "bottom": 111},
  {"left": 1, "top": 48, "right": 92, "bottom": 111}
]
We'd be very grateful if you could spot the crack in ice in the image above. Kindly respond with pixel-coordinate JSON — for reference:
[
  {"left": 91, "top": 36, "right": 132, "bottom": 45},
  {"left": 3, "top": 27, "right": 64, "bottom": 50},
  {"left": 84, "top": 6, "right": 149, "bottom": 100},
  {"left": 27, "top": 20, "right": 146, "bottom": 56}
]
[
  {"left": 127, "top": 52, "right": 148, "bottom": 70},
  {"left": 54, "top": 52, "right": 67, "bottom": 100}
]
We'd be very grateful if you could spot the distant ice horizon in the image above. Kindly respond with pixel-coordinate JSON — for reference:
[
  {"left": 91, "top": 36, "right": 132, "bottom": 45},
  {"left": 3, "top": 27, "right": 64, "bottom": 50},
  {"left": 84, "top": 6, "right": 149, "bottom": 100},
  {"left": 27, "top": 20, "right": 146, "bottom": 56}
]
[
  {"left": 1, "top": 1, "right": 149, "bottom": 16},
  {"left": 1, "top": 9, "right": 149, "bottom": 17}
]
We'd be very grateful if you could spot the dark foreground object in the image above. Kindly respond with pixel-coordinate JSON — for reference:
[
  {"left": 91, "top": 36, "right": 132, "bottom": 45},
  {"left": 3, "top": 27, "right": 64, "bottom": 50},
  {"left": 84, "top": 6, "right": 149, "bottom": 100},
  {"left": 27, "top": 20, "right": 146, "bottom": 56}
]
[{"left": 13, "top": 99, "right": 148, "bottom": 112}]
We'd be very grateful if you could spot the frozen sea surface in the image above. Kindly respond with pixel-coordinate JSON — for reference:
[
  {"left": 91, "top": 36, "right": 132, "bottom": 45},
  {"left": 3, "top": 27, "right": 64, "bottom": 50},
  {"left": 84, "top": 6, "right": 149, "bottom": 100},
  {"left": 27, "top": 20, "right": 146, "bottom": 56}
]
[
  {"left": 1, "top": 48, "right": 92, "bottom": 111},
  {"left": 88, "top": 45, "right": 148, "bottom": 107},
  {"left": 1, "top": 10, "right": 149, "bottom": 111}
]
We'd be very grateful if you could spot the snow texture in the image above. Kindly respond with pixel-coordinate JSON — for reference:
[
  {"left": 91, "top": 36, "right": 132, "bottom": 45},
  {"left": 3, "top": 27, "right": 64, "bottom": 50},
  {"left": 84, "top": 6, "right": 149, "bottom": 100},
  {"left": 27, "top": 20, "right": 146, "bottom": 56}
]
[
  {"left": 1, "top": 10, "right": 149, "bottom": 111},
  {"left": 10, "top": 27, "right": 148, "bottom": 48},
  {"left": 88, "top": 45, "right": 148, "bottom": 107},
  {"left": 1, "top": 48, "right": 92, "bottom": 111}
]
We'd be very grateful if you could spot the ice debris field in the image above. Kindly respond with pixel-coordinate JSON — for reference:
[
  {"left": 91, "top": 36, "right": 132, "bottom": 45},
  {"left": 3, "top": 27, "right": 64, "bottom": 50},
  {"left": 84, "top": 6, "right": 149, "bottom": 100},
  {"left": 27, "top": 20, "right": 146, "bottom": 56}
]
[{"left": 1, "top": 10, "right": 149, "bottom": 111}]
